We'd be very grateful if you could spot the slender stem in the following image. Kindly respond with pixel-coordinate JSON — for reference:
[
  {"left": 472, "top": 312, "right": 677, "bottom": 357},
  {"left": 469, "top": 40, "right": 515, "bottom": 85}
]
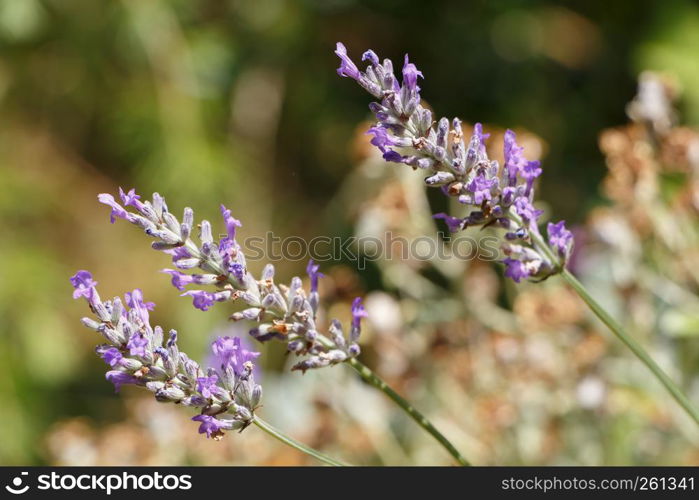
[
  {"left": 523, "top": 221, "right": 699, "bottom": 426},
  {"left": 560, "top": 269, "right": 699, "bottom": 426},
  {"left": 313, "top": 334, "right": 469, "bottom": 464},
  {"left": 347, "top": 357, "right": 471, "bottom": 466},
  {"left": 252, "top": 417, "right": 349, "bottom": 466}
]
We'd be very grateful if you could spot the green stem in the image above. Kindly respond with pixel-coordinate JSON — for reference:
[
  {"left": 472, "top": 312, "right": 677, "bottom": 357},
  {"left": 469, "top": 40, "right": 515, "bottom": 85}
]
[
  {"left": 523, "top": 216, "right": 699, "bottom": 426},
  {"left": 560, "top": 269, "right": 699, "bottom": 426},
  {"left": 252, "top": 416, "right": 349, "bottom": 466},
  {"left": 347, "top": 357, "right": 471, "bottom": 466}
]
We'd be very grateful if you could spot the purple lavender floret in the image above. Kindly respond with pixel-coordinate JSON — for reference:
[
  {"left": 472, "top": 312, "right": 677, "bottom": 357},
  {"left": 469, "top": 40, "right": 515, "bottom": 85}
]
[
  {"left": 162, "top": 269, "right": 194, "bottom": 290},
  {"left": 220, "top": 204, "right": 242, "bottom": 241},
  {"left": 350, "top": 297, "right": 368, "bottom": 352},
  {"left": 521, "top": 160, "right": 543, "bottom": 196},
  {"left": 503, "top": 258, "right": 530, "bottom": 283},
  {"left": 211, "top": 336, "right": 261, "bottom": 377},
  {"left": 127, "top": 333, "right": 149, "bottom": 357},
  {"left": 362, "top": 49, "right": 379, "bottom": 66},
  {"left": 182, "top": 290, "right": 231, "bottom": 311},
  {"left": 196, "top": 374, "right": 219, "bottom": 399},
  {"left": 230, "top": 263, "right": 245, "bottom": 282},
  {"left": 100, "top": 347, "right": 123, "bottom": 367},
  {"left": 367, "top": 126, "right": 405, "bottom": 153},
  {"left": 401, "top": 55, "right": 423, "bottom": 92},
  {"left": 192, "top": 414, "right": 236, "bottom": 440},
  {"left": 70, "top": 270, "right": 98, "bottom": 300},
  {"left": 467, "top": 173, "right": 497, "bottom": 204},
  {"left": 335, "top": 42, "right": 361, "bottom": 80},
  {"left": 547, "top": 221, "right": 574, "bottom": 258},
  {"left": 504, "top": 130, "right": 526, "bottom": 185},
  {"left": 105, "top": 371, "right": 141, "bottom": 393},
  {"left": 119, "top": 187, "right": 142, "bottom": 207},
  {"left": 514, "top": 197, "right": 543, "bottom": 224},
  {"left": 306, "top": 259, "right": 324, "bottom": 293},
  {"left": 352, "top": 297, "right": 367, "bottom": 328},
  {"left": 473, "top": 123, "right": 490, "bottom": 154},
  {"left": 502, "top": 244, "right": 552, "bottom": 283},
  {"left": 182, "top": 290, "right": 213, "bottom": 311},
  {"left": 70, "top": 270, "right": 262, "bottom": 440},
  {"left": 98, "top": 193, "right": 129, "bottom": 224},
  {"left": 433, "top": 213, "right": 464, "bottom": 233},
  {"left": 334, "top": 42, "right": 575, "bottom": 282}
]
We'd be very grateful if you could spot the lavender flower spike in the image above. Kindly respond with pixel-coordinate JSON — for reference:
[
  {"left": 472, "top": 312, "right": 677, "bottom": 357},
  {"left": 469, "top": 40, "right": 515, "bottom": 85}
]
[
  {"left": 71, "top": 271, "right": 262, "bottom": 440},
  {"left": 335, "top": 43, "right": 575, "bottom": 282},
  {"left": 92, "top": 187, "right": 467, "bottom": 462},
  {"left": 98, "top": 189, "right": 366, "bottom": 373}
]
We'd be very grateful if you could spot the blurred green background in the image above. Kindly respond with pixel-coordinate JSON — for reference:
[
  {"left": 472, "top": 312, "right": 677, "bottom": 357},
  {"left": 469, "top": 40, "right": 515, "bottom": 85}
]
[{"left": 1, "top": 0, "right": 699, "bottom": 465}]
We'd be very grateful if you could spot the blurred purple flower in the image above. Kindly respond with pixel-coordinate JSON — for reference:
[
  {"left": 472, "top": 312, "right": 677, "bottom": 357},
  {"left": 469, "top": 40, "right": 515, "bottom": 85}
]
[
  {"left": 548, "top": 221, "right": 574, "bottom": 257},
  {"left": 351, "top": 297, "right": 368, "bottom": 331},
  {"left": 433, "top": 213, "right": 464, "bottom": 233},
  {"left": 514, "top": 197, "right": 543, "bottom": 224},
  {"left": 503, "top": 130, "right": 526, "bottom": 186},
  {"left": 503, "top": 258, "right": 530, "bottom": 283}
]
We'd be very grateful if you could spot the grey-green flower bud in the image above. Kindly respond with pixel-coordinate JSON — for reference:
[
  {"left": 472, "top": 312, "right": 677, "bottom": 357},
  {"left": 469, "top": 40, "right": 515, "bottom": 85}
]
[{"left": 155, "top": 385, "right": 186, "bottom": 402}]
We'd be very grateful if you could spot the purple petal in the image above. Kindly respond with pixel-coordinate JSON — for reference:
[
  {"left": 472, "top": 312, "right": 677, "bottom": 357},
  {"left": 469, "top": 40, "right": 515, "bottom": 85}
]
[
  {"left": 402, "top": 54, "right": 423, "bottom": 92},
  {"left": 335, "top": 42, "right": 360, "bottom": 80}
]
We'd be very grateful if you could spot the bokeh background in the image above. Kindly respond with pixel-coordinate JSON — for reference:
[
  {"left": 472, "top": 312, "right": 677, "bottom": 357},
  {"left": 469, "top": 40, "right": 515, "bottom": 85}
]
[{"left": 2, "top": 0, "right": 699, "bottom": 465}]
